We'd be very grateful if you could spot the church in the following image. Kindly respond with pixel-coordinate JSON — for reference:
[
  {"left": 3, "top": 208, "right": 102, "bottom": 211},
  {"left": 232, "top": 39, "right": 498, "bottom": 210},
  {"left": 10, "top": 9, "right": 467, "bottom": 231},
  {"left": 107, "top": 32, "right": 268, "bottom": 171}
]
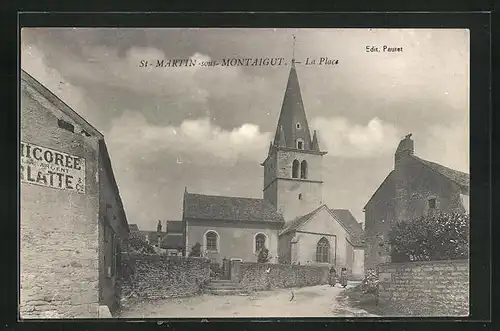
[{"left": 182, "top": 61, "right": 365, "bottom": 279}]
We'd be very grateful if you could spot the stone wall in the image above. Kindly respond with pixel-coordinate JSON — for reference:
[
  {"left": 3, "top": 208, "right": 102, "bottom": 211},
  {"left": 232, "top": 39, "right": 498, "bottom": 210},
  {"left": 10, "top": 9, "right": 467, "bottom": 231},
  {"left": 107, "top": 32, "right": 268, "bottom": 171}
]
[
  {"left": 233, "top": 262, "right": 329, "bottom": 292},
  {"left": 377, "top": 260, "right": 469, "bottom": 316},
  {"left": 118, "top": 254, "right": 210, "bottom": 305}
]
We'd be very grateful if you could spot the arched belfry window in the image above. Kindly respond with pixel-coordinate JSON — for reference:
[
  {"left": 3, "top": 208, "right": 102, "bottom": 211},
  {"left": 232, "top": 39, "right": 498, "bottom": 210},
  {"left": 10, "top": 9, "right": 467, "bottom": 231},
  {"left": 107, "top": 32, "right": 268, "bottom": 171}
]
[
  {"left": 292, "top": 160, "right": 300, "bottom": 178},
  {"left": 300, "top": 160, "right": 308, "bottom": 179},
  {"left": 316, "top": 237, "right": 330, "bottom": 263}
]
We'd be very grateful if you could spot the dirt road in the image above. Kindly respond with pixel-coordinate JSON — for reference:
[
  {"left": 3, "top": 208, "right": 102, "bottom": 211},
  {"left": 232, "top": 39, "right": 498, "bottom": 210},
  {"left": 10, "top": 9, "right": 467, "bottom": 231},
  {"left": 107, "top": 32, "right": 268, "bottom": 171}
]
[{"left": 119, "top": 282, "right": 375, "bottom": 318}]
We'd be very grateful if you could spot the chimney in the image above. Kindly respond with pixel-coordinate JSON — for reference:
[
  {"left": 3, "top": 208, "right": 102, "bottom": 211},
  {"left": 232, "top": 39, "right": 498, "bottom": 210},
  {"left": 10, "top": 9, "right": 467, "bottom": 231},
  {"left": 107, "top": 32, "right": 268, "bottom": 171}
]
[
  {"left": 395, "top": 133, "right": 414, "bottom": 167},
  {"left": 157, "top": 220, "right": 162, "bottom": 232}
]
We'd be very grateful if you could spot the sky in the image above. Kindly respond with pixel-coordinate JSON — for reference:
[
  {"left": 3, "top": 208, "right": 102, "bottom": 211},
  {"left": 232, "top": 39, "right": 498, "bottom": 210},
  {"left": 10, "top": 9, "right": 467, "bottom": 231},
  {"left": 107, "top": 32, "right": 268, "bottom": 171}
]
[{"left": 21, "top": 28, "right": 470, "bottom": 230}]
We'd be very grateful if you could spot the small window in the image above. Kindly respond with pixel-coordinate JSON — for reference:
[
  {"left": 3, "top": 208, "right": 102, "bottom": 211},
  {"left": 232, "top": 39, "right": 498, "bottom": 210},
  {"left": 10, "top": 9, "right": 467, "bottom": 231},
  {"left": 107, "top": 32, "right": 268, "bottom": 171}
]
[
  {"left": 296, "top": 123, "right": 301, "bottom": 129},
  {"left": 428, "top": 198, "right": 437, "bottom": 209},
  {"left": 297, "top": 140, "right": 304, "bottom": 150},
  {"left": 57, "top": 119, "right": 74, "bottom": 132},
  {"left": 298, "top": 193, "right": 302, "bottom": 200}
]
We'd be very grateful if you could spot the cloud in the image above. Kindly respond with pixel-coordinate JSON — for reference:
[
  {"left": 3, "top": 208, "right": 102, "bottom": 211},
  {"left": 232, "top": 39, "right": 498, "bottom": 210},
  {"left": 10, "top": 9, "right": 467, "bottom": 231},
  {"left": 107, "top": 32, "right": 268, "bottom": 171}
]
[
  {"left": 21, "top": 43, "right": 107, "bottom": 132},
  {"left": 418, "top": 121, "right": 470, "bottom": 173},
  {"left": 311, "top": 117, "right": 400, "bottom": 158},
  {"left": 106, "top": 110, "right": 272, "bottom": 167}
]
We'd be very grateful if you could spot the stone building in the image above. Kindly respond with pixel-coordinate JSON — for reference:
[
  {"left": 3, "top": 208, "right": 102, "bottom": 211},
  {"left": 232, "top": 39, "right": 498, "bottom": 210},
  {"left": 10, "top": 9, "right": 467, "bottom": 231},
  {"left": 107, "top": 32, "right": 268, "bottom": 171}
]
[
  {"left": 363, "top": 134, "right": 470, "bottom": 269},
  {"left": 183, "top": 62, "right": 364, "bottom": 277},
  {"left": 20, "top": 69, "right": 129, "bottom": 318}
]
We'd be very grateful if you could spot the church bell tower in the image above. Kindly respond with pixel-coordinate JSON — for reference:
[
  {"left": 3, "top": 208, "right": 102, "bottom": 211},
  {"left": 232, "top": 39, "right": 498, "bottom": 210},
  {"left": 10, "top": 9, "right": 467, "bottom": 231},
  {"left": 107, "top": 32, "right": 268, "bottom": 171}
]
[{"left": 261, "top": 56, "right": 327, "bottom": 222}]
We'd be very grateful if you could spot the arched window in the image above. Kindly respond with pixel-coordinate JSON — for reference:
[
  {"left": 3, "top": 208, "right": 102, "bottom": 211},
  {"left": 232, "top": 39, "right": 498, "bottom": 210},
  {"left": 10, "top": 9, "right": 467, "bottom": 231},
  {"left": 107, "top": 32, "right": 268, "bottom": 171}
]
[
  {"left": 255, "top": 233, "right": 266, "bottom": 253},
  {"left": 205, "top": 231, "right": 219, "bottom": 252},
  {"left": 316, "top": 237, "right": 330, "bottom": 263},
  {"left": 300, "top": 160, "right": 308, "bottom": 179},
  {"left": 296, "top": 139, "right": 304, "bottom": 150},
  {"left": 292, "top": 160, "right": 299, "bottom": 178}
]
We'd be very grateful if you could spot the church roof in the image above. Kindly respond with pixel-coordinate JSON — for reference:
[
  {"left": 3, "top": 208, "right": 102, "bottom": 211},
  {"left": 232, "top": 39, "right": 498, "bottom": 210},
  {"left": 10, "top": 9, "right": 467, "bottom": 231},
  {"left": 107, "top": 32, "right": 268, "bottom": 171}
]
[
  {"left": 183, "top": 192, "right": 285, "bottom": 224},
  {"left": 160, "top": 234, "right": 184, "bottom": 249},
  {"left": 272, "top": 63, "right": 315, "bottom": 151},
  {"left": 279, "top": 206, "right": 363, "bottom": 247},
  {"left": 411, "top": 155, "right": 469, "bottom": 191},
  {"left": 279, "top": 205, "right": 323, "bottom": 235},
  {"left": 330, "top": 209, "right": 363, "bottom": 237}
]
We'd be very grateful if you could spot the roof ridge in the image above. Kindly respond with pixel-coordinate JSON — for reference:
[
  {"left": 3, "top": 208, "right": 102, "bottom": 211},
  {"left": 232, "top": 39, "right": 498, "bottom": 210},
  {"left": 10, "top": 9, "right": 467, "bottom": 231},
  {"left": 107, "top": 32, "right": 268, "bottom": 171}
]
[
  {"left": 186, "top": 192, "right": 264, "bottom": 201},
  {"left": 412, "top": 155, "right": 469, "bottom": 176},
  {"left": 410, "top": 155, "right": 469, "bottom": 188}
]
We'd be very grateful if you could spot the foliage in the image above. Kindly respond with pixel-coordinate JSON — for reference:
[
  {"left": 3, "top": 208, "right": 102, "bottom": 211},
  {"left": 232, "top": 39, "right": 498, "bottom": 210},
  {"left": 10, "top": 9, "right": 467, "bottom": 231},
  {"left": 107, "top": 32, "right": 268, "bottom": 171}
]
[
  {"left": 389, "top": 211, "right": 469, "bottom": 262},
  {"left": 361, "top": 269, "right": 379, "bottom": 295},
  {"left": 124, "top": 233, "right": 156, "bottom": 254},
  {"left": 188, "top": 242, "right": 202, "bottom": 257},
  {"left": 257, "top": 247, "right": 271, "bottom": 263}
]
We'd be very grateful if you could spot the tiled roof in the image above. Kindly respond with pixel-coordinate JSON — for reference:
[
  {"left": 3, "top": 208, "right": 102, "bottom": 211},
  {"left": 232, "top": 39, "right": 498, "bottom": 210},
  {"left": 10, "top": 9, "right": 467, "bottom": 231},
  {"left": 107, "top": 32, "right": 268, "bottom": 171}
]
[
  {"left": 330, "top": 209, "right": 363, "bottom": 237},
  {"left": 166, "top": 221, "right": 183, "bottom": 234},
  {"left": 279, "top": 206, "right": 323, "bottom": 235},
  {"left": 160, "top": 235, "right": 184, "bottom": 249},
  {"left": 183, "top": 192, "right": 285, "bottom": 223},
  {"left": 412, "top": 155, "right": 469, "bottom": 190}
]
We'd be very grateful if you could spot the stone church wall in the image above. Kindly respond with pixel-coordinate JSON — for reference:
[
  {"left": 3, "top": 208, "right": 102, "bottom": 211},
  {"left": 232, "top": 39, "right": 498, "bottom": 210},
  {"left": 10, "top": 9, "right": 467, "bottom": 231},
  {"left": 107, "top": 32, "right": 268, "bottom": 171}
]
[
  {"left": 233, "top": 262, "right": 329, "bottom": 292},
  {"left": 20, "top": 81, "right": 101, "bottom": 318}
]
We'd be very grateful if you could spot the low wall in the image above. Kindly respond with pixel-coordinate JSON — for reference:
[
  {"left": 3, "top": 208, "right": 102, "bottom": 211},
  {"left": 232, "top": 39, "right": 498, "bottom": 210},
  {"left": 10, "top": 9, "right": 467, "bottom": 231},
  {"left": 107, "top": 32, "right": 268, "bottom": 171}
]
[
  {"left": 377, "top": 259, "right": 469, "bottom": 316},
  {"left": 233, "top": 262, "right": 329, "bottom": 292},
  {"left": 118, "top": 254, "right": 210, "bottom": 304}
]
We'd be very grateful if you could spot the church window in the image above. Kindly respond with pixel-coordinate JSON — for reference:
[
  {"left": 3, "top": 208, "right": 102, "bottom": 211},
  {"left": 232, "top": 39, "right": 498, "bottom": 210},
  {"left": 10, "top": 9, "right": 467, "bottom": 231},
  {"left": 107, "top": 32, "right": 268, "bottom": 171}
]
[
  {"left": 300, "top": 160, "right": 308, "bottom": 179},
  {"left": 428, "top": 198, "right": 436, "bottom": 209},
  {"left": 255, "top": 233, "right": 266, "bottom": 253},
  {"left": 296, "top": 139, "right": 304, "bottom": 150},
  {"left": 292, "top": 160, "right": 300, "bottom": 178},
  {"left": 205, "top": 231, "right": 218, "bottom": 252},
  {"left": 296, "top": 123, "right": 301, "bottom": 129},
  {"left": 298, "top": 193, "right": 302, "bottom": 200},
  {"left": 316, "top": 237, "right": 330, "bottom": 263}
]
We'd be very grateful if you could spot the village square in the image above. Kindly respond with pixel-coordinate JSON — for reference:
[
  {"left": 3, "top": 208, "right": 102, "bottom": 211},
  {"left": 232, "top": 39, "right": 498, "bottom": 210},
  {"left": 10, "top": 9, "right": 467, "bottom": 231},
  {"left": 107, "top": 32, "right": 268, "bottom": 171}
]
[{"left": 19, "top": 28, "right": 470, "bottom": 319}]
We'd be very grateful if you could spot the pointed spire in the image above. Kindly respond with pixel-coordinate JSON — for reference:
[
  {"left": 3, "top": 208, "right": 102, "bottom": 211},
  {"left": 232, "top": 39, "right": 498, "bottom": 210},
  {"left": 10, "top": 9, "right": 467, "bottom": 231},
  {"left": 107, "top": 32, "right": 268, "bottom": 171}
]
[
  {"left": 272, "top": 57, "right": 312, "bottom": 150},
  {"left": 268, "top": 141, "right": 273, "bottom": 155},
  {"left": 312, "top": 130, "right": 320, "bottom": 151}
]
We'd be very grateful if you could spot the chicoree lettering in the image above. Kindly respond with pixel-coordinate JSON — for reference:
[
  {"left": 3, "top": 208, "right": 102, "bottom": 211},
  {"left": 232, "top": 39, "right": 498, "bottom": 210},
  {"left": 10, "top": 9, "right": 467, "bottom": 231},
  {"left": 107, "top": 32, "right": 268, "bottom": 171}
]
[{"left": 20, "top": 142, "right": 86, "bottom": 194}]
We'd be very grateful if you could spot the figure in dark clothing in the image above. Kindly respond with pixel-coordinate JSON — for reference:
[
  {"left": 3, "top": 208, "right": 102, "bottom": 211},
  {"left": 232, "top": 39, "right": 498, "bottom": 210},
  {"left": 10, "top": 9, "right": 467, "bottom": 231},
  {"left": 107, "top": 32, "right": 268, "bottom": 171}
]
[
  {"left": 340, "top": 268, "right": 348, "bottom": 288},
  {"left": 328, "top": 267, "right": 337, "bottom": 286}
]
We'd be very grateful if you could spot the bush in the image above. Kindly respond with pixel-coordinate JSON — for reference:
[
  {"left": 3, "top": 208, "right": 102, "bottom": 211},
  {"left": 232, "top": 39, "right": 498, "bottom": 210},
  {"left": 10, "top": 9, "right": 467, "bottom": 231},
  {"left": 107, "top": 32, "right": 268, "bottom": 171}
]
[
  {"left": 257, "top": 247, "right": 271, "bottom": 263},
  {"left": 389, "top": 211, "right": 469, "bottom": 262},
  {"left": 361, "top": 269, "right": 379, "bottom": 295},
  {"left": 124, "top": 233, "right": 156, "bottom": 254},
  {"left": 189, "top": 242, "right": 202, "bottom": 257}
]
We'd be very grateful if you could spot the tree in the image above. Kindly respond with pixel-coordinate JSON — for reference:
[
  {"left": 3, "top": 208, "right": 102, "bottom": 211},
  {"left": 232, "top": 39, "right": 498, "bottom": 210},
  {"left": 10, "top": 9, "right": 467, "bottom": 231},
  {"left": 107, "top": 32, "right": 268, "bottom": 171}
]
[
  {"left": 189, "top": 242, "right": 202, "bottom": 257},
  {"left": 257, "top": 247, "right": 271, "bottom": 263},
  {"left": 389, "top": 211, "right": 469, "bottom": 262},
  {"left": 124, "top": 233, "right": 156, "bottom": 254}
]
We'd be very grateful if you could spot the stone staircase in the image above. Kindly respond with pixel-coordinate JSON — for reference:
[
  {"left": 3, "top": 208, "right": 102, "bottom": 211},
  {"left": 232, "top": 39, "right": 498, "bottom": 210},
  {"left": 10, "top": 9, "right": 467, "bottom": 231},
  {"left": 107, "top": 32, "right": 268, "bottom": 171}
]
[{"left": 204, "top": 279, "right": 246, "bottom": 295}]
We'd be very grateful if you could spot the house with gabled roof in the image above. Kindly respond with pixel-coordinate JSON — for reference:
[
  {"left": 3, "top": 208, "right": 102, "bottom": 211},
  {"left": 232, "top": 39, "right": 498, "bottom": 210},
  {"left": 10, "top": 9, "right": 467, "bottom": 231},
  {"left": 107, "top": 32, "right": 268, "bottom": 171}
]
[
  {"left": 363, "top": 133, "right": 470, "bottom": 269},
  {"left": 182, "top": 60, "right": 365, "bottom": 277}
]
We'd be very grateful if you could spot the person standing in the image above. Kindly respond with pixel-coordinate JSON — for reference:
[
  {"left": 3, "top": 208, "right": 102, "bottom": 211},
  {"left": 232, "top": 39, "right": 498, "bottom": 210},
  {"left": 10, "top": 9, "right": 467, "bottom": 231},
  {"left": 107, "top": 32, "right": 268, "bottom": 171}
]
[
  {"left": 329, "top": 266, "right": 337, "bottom": 286},
  {"left": 340, "top": 267, "right": 348, "bottom": 288}
]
